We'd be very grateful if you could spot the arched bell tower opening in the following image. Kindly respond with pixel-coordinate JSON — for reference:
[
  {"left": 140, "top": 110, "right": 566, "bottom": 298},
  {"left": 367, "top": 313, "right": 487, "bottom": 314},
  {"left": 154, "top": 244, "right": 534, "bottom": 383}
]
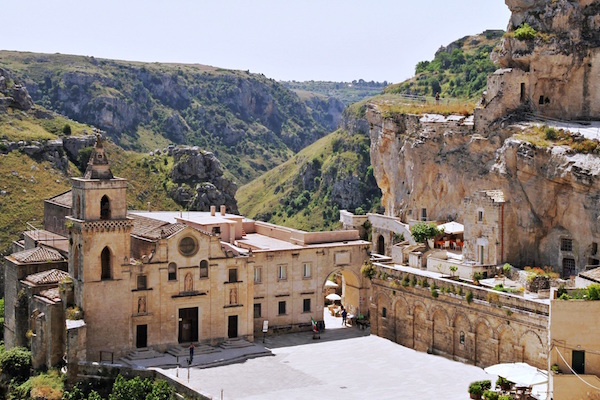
[
  {"left": 101, "top": 247, "right": 112, "bottom": 280},
  {"left": 100, "top": 195, "right": 111, "bottom": 220}
]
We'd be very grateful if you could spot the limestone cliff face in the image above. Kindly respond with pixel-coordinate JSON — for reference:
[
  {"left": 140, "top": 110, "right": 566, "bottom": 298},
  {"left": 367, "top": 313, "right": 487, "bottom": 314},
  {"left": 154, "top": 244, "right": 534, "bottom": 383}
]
[
  {"left": 368, "top": 105, "right": 600, "bottom": 269},
  {"left": 490, "top": 0, "right": 600, "bottom": 120}
]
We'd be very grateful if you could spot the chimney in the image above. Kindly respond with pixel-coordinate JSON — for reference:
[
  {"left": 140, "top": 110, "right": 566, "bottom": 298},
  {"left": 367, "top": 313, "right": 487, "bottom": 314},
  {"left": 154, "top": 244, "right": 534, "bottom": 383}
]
[
  {"left": 220, "top": 205, "right": 226, "bottom": 216},
  {"left": 210, "top": 205, "right": 216, "bottom": 216}
]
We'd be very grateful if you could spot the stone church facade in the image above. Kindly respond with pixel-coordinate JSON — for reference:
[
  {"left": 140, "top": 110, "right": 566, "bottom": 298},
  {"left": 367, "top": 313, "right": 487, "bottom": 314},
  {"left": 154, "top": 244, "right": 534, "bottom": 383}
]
[{"left": 4, "top": 136, "right": 370, "bottom": 369}]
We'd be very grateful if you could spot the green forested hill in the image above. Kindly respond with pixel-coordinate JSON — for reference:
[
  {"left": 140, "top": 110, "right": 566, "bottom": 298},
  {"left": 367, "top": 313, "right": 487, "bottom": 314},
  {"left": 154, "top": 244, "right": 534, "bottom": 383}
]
[
  {"left": 0, "top": 51, "right": 344, "bottom": 184},
  {"left": 282, "top": 80, "right": 387, "bottom": 106},
  {"left": 384, "top": 30, "right": 503, "bottom": 99},
  {"left": 237, "top": 104, "right": 381, "bottom": 231}
]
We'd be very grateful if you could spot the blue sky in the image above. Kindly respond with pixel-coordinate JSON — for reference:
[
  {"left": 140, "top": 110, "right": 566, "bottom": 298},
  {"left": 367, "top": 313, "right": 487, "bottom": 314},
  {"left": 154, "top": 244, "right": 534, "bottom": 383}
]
[{"left": 1, "top": 1, "right": 510, "bottom": 83}]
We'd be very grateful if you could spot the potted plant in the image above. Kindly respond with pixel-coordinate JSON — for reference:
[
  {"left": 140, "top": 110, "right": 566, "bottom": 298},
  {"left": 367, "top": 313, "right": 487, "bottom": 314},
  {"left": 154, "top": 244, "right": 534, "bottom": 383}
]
[
  {"left": 483, "top": 390, "right": 499, "bottom": 400},
  {"left": 469, "top": 382, "right": 483, "bottom": 400},
  {"left": 496, "top": 376, "right": 513, "bottom": 391}
]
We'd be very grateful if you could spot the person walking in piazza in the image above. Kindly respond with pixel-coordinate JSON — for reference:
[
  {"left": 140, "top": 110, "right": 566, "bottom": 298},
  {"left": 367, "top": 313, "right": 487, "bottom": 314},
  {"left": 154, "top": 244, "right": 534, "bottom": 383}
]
[
  {"left": 189, "top": 342, "right": 195, "bottom": 363},
  {"left": 341, "top": 307, "right": 348, "bottom": 326}
]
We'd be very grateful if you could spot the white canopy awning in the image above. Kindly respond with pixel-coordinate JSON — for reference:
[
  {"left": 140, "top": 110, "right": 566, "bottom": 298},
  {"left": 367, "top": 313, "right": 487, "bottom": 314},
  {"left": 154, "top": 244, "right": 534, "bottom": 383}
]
[
  {"left": 484, "top": 362, "right": 548, "bottom": 387},
  {"left": 437, "top": 221, "right": 464, "bottom": 234}
]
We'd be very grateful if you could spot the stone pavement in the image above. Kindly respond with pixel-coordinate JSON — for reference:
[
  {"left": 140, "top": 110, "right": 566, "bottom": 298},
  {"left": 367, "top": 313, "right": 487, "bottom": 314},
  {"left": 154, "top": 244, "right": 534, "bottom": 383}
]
[{"left": 156, "top": 312, "right": 492, "bottom": 399}]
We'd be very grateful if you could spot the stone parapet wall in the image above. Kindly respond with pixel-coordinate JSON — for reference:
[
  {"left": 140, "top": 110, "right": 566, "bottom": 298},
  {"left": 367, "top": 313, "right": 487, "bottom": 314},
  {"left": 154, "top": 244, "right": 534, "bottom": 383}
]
[{"left": 369, "top": 263, "right": 549, "bottom": 369}]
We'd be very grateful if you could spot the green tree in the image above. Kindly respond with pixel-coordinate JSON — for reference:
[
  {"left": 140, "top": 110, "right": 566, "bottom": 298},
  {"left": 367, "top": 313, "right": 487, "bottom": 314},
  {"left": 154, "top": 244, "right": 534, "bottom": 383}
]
[
  {"left": 410, "top": 222, "right": 441, "bottom": 245},
  {"left": 62, "top": 123, "right": 72, "bottom": 135},
  {"left": 0, "top": 347, "right": 31, "bottom": 383}
]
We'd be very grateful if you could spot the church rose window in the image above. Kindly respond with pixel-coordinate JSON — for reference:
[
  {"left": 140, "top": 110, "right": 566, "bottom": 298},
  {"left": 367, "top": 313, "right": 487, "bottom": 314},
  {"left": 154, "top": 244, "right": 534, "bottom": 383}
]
[{"left": 179, "top": 236, "right": 198, "bottom": 256}]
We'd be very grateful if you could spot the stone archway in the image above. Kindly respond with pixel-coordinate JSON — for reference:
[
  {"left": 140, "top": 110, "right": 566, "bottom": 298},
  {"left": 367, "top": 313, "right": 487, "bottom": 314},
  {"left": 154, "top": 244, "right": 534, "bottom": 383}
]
[
  {"left": 475, "top": 319, "right": 495, "bottom": 367},
  {"left": 498, "top": 326, "right": 516, "bottom": 363},
  {"left": 432, "top": 308, "right": 452, "bottom": 357},
  {"left": 454, "top": 313, "right": 472, "bottom": 362},
  {"left": 413, "top": 303, "right": 429, "bottom": 352},
  {"left": 394, "top": 297, "right": 412, "bottom": 347},
  {"left": 521, "top": 331, "right": 545, "bottom": 369}
]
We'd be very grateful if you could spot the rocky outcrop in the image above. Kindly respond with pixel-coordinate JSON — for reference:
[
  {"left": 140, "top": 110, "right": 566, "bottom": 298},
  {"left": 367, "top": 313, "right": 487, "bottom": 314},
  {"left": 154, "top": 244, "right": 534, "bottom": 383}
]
[
  {"left": 169, "top": 147, "right": 238, "bottom": 213},
  {"left": 368, "top": 104, "right": 600, "bottom": 271},
  {"left": 0, "top": 68, "right": 34, "bottom": 111},
  {"left": 487, "top": 0, "right": 600, "bottom": 120}
]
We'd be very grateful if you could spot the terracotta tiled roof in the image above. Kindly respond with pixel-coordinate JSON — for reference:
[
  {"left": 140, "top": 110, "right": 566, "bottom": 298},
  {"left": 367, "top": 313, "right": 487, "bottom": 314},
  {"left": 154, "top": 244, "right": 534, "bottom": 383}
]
[
  {"left": 25, "top": 269, "right": 70, "bottom": 285},
  {"left": 580, "top": 267, "right": 600, "bottom": 283},
  {"left": 10, "top": 247, "right": 65, "bottom": 264},
  {"left": 129, "top": 214, "right": 186, "bottom": 240},
  {"left": 46, "top": 191, "right": 72, "bottom": 208},
  {"left": 38, "top": 287, "right": 61, "bottom": 302}
]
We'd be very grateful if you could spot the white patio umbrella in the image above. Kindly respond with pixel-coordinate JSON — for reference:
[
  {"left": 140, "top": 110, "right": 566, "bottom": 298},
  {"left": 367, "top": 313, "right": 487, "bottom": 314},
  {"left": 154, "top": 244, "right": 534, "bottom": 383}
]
[
  {"left": 325, "top": 293, "right": 342, "bottom": 301},
  {"left": 325, "top": 280, "right": 339, "bottom": 288},
  {"left": 437, "top": 221, "right": 464, "bottom": 234},
  {"left": 484, "top": 362, "right": 548, "bottom": 387}
]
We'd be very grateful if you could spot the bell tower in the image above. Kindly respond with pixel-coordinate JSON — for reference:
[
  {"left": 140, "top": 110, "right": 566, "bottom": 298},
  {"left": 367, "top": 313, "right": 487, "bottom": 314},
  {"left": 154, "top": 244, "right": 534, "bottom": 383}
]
[{"left": 66, "top": 135, "right": 132, "bottom": 358}]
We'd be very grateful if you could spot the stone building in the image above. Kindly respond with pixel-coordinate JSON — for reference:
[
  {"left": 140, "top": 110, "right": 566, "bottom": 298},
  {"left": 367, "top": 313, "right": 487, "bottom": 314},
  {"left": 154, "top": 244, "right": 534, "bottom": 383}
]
[
  {"left": 4, "top": 136, "right": 370, "bottom": 369},
  {"left": 368, "top": 263, "right": 549, "bottom": 370},
  {"left": 462, "top": 190, "right": 507, "bottom": 266}
]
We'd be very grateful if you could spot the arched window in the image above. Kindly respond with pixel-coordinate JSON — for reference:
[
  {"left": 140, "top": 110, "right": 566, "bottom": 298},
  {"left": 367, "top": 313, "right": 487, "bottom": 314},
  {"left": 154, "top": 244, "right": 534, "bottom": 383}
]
[
  {"left": 200, "top": 260, "right": 209, "bottom": 278},
  {"left": 101, "top": 247, "right": 111, "bottom": 280},
  {"left": 168, "top": 262, "right": 177, "bottom": 281},
  {"left": 73, "top": 245, "right": 79, "bottom": 280},
  {"left": 100, "top": 195, "right": 111, "bottom": 220}
]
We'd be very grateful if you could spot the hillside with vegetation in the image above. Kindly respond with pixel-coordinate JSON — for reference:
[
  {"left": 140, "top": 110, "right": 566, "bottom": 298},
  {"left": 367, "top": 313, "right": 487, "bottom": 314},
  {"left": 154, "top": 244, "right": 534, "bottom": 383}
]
[
  {"left": 237, "top": 103, "right": 381, "bottom": 231},
  {"left": 384, "top": 30, "right": 504, "bottom": 99},
  {"left": 282, "top": 80, "right": 387, "bottom": 105},
  {"left": 238, "top": 31, "right": 504, "bottom": 231},
  {"left": 0, "top": 51, "right": 345, "bottom": 184}
]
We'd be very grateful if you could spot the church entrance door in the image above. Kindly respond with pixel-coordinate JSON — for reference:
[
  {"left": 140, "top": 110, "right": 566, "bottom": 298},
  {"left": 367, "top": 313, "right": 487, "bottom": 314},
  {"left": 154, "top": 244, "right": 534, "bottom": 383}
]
[
  {"left": 228, "top": 315, "right": 238, "bottom": 338},
  {"left": 136, "top": 325, "right": 147, "bottom": 348},
  {"left": 178, "top": 307, "right": 198, "bottom": 343}
]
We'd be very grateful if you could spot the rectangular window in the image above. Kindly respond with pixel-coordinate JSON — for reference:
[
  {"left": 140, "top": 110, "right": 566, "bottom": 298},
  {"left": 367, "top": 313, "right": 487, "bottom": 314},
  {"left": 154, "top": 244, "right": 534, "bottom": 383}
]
[
  {"left": 254, "top": 266, "right": 262, "bottom": 283},
  {"left": 212, "top": 226, "right": 221, "bottom": 235},
  {"left": 593, "top": 243, "right": 598, "bottom": 256},
  {"left": 563, "top": 258, "right": 576, "bottom": 278},
  {"left": 229, "top": 268, "right": 238, "bottom": 283},
  {"left": 382, "top": 307, "right": 387, "bottom": 318},
  {"left": 477, "top": 210, "right": 483, "bottom": 222},
  {"left": 561, "top": 238, "right": 573, "bottom": 252},
  {"left": 253, "top": 303, "right": 261, "bottom": 319},
  {"left": 303, "top": 298, "right": 311, "bottom": 313},
  {"left": 421, "top": 208, "right": 427, "bottom": 221},
  {"left": 278, "top": 265, "right": 287, "bottom": 281},
  {"left": 303, "top": 263, "right": 311, "bottom": 279},
  {"left": 278, "top": 301, "right": 286, "bottom": 315},
  {"left": 137, "top": 275, "right": 147, "bottom": 290}
]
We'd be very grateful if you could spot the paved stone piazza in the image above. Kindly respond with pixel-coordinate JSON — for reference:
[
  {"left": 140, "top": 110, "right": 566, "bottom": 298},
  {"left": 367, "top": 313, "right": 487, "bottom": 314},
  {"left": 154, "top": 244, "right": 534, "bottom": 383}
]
[{"left": 158, "top": 312, "right": 491, "bottom": 399}]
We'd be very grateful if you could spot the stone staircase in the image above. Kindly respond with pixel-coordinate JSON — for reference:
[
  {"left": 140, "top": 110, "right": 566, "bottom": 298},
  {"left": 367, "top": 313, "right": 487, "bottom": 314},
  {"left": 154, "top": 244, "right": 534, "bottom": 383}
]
[
  {"left": 219, "top": 338, "right": 254, "bottom": 349},
  {"left": 121, "top": 348, "right": 163, "bottom": 362},
  {"left": 167, "top": 343, "right": 221, "bottom": 357}
]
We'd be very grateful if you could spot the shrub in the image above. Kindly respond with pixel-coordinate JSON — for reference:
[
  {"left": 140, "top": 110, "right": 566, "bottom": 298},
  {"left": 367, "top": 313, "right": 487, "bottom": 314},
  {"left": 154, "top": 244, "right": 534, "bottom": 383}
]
[
  {"left": 466, "top": 291, "right": 474, "bottom": 304},
  {"left": 483, "top": 390, "right": 499, "bottom": 400},
  {"left": 360, "top": 262, "right": 376, "bottom": 280},
  {"left": 431, "top": 287, "right": 439, "bottom": 298},
  {"left": 0, "top": 346, "right": 32, "bottom": 383},
  {"left": 62, "top": 124, "right": 72, "bottom": 135},
  {"left": 514, "top": 23, "right": 537, "bottom": 40},
  {"left": 544, "top": 126, "right": 558, "bottom": 140},
  {"left": 499, "top": 396, "right": 512, "bottom": 400},
  {"left": 401, "top": 275, "right": 409, "bottom": 287},
  {"left": 502, "top": 263, "right": 512, "bottom": 276},
  {"left": 410, "top": 276, "right": 417, "bottom": 287}
]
